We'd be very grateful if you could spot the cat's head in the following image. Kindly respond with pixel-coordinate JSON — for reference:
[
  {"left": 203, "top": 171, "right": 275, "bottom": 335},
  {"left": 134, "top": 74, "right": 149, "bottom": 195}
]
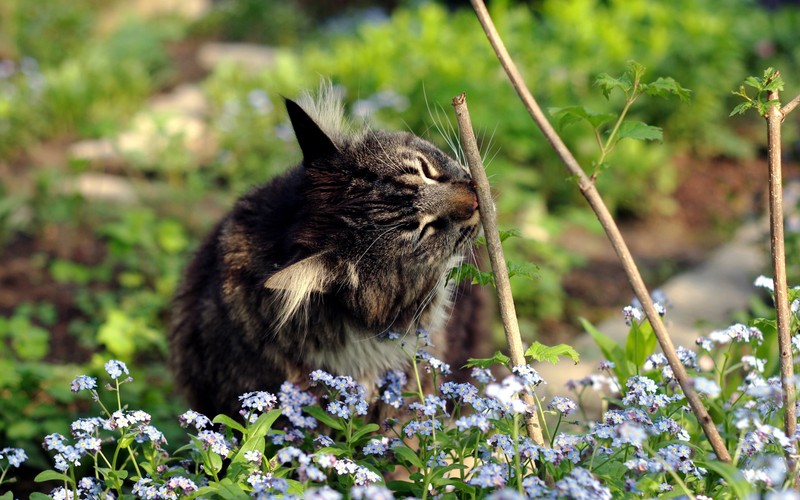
[{"left": 265, "top": 87, "right": 480, "bottom": 331}]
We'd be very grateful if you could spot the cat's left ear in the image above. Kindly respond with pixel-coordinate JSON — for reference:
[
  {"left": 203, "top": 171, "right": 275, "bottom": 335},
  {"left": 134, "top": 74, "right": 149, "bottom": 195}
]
[
  {"left": 265, "top": 254, "right": 334, "bottom": 327},
  {"left": 285, "top": 98, "right": 339, "bottom": 164}
]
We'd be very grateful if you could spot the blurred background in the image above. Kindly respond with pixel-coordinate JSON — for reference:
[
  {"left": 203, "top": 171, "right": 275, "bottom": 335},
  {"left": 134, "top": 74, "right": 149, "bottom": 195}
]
[{"left": 2, "top": 0, "right": 800, "bottom": 488}]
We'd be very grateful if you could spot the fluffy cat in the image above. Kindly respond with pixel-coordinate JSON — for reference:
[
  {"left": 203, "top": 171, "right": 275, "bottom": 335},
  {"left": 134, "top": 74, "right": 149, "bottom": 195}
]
[{"left": 169, "top": 86, "right": 489, "bottom": 419}]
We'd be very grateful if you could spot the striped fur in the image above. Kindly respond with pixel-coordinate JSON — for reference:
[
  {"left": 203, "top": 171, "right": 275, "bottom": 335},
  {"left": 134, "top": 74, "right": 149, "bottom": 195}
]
[{"left": 169, "top": 86, "right": 489, "bottom": 419}]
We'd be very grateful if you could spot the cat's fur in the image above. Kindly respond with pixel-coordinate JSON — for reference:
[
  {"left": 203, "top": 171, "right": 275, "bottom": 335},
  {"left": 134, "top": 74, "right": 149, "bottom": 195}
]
[{"left": 169, "top": 86, "right": 489, "bottom": 419}]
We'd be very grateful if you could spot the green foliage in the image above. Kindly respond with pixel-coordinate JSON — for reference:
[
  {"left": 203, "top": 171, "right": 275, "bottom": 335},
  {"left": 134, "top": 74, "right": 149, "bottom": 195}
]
[{"left": 731, "top": 67, "right": 784, "bottom": 117}]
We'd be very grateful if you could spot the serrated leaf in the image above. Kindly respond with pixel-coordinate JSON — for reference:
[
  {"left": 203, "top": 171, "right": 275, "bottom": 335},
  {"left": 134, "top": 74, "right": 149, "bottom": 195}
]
[
  {"left": 525, "top": 342, "right": 580, "bottom": 365},
  {"left": 498, "top": 228, "right": 521, "bottom": 242},
  {"left": 507, "top": 261, "right": 539, "bottom": 281},
  {"left": 449, "top": 263, "right": 494, "bottom": 286},
  {"left": 302, "top": 405, "right": 344, "bottom": 431},
  {"left": 464, "top": 351, "right": 509, "bottom": 369},
  {"left": 595, "top": 73, "right": 631, "bottom": 99},
  {"left": 616, "top": 121, "right": 662, "bottom": 142},
  {"left": 730, "top": 101, "right": 753, "bottom": 116},
  {"left": 550, "top": 106, "right": 617, "bottom": 131},
  {"left": 642, "top": 77, "right": 692, "bottom": 102}
]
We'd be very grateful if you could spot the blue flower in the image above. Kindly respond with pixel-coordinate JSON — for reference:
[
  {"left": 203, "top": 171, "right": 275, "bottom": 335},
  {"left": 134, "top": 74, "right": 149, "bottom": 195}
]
[
  {"left": 197, "top": 430, "right": 232, "bottom": 457},
  {"left": 468, "top": 462, "right": 509, "bottom": 488},
  {"left": 327, "top": 400, "right": 352, "bottom": 419},
  {"left": 403, "top": 418, "right": 441, "bottom": 438},
  {"left": 471, "top": 367, "right": 496, "bottom": 384},
  {"left": 314, "top": 435, "right": 335, "bottom": 448},
  {"left": 379, "top": 370, "right": 407, "bottom": 409},
  {"left": 512, "top": 364, "right": 544, "bottom": 387},
  {"left": 553, "top": 467, "right": 611, "bottom": 500},
  {"left": 239, "top": 391, "right": 278, "bottom": 413},
  {"left": 279, "top": 381, "right": 318, "bottom": 429},
  {"left": 351, "top": 485, "right": 395, "bottom": 500},
  {"left": 694, "top": 377, "right": 721, "bottom": 398},
  {"left": 363, "top": 438, "right": 389, "bottom": 456},
  {"left": 455, "top": 414, "right": 491, "bottom": 433},
  {"left": 104, "top": 360, "right": 129, "bottom": 380},
  {"left": 409, "top": 395, "right": 447, "bottom": 417},
  {"left": 0, "top": 447, "right": 27, "bottom": 467},
  {"left": 70, "top": 375, "right": 97, "bottom": 393},
  {"left": 549, "top": 396, "right": 577, "bottom": 416},
  {"left": 178, "top": 409, "right": 211, "bottom": 431}
]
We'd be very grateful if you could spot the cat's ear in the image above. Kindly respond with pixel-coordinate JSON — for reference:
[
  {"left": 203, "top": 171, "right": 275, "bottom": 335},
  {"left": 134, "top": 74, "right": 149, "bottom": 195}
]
[
  {"left": 285, "top": 98, "right": 339, "bottom": 163},
  {"left": 265, "top": 254, "right": 333, "bottom": 327}
]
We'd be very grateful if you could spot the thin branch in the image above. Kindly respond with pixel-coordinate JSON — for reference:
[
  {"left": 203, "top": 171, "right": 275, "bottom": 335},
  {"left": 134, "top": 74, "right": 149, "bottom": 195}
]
[
  {"left": 452, "top": 92, "right": 547, "bottom": 447},
  {"left": 766, "top": 84, "right": 797, "bottom": 475},
  {"left": 781, "top": 93, "right": 800, "bottom": 117},
  {"left": 469, "top": 0, "right": 732, "bottom": 463}
]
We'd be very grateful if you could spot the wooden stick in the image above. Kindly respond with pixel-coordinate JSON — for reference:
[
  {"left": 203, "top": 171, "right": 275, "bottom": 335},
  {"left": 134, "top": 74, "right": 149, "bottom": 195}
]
[
  {"left": 453, "top": 92, "right": 546, "bottom": 447},
  {"left": 469, "top": 0, "right": 731, "bottom": 463},
  {"left": 766, "top": 81, "right": 797, "bottom": 475}
]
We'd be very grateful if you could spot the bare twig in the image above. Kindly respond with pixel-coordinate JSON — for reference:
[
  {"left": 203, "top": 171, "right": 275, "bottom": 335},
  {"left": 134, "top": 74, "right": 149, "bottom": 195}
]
[
  {"left": 766, "top": 81, "right": 797, "bottom": 475},
  {"left": 469, "top": 0, "right": 732, "bottom": 463},
  {"left": 781, "top": 93, "right": 800, "bottom": 117},
  {"left": 452, "top": 93, "right": 546, "bottom": 447}
]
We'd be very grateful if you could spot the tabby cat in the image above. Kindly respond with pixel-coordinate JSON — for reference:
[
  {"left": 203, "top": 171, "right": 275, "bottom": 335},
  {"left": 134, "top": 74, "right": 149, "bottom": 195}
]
[{"left": 169, "top": 86, "right": 489, "bottom": 419}]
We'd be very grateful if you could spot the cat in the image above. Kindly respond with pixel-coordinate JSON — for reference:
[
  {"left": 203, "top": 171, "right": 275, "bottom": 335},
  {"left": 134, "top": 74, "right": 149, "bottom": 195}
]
[{"left": 169, "top": 85, "right": 490, "bottom": 420}]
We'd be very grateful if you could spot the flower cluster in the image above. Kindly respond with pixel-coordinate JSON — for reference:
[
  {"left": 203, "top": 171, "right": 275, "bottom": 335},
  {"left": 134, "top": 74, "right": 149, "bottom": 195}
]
[{"left": 311, "top": 370, "right": 368, "bottom": 419}]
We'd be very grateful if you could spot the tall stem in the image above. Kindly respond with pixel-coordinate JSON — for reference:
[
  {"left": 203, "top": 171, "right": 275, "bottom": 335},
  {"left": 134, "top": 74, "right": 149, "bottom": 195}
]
[
  {"left": 766, "top": 84, "right": 797, "bottom": 476},
  {"left": 452, "top": 93, "right": 546, "bottom": 447},
  {"left": 468, "top": 0, "right": 731, "bottom": 463}
]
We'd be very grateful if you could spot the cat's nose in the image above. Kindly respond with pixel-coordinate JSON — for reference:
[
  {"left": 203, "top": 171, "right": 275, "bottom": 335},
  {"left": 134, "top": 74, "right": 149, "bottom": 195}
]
[{"left": 447, "top": 182, "right": 479, "bottom": 222}]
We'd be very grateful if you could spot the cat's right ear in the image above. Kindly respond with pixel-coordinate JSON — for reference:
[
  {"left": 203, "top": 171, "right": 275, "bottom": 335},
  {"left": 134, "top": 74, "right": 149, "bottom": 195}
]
[{"left": 285, "top": 98, "right": 339, "bottom": 164}]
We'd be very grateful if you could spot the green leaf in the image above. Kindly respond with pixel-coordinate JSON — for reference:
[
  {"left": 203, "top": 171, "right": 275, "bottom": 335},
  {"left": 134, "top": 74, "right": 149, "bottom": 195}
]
[
  {"left": 595, "top": 72, "right": 631, "bottom": 99},
  {"left": 580, "top": 317, "right": 630, "bottom": 382},
  {"left": 30, "top": 494, "right": 53, "bottom": 500},
  {"left": 246, "top": 409, "right": 282, "bottom": 439},
  {"left": 302, "top": 405, "right": 344, "bottom": 431},
  {"left": 549, "top": 106, "right": 616, "bottom": 130},
  {"left": 213, "top": 414, "right": 247, "bottom": 434},
  {"left": 448, "top": 263, "right": 494, "bottom": 286},
  {"left": 730, "top": 101, "right": 753, "bottom": 116},
  {"left": 625, "top": 320, "right": 657, "bottom": 370},
  {"left": 641, "top": 77, "right": 692, "bottom": 102},
  {"left": 507, "top": 261, "right": 539, "bottom": 282},
  {"left": 350, "top": 423, "right": 381, "bottom": 444},
  {"left": 698, "top": 459, "right": 751, "bottom": 499},
  {"left": 465, "top": 351, "right": 510, "bottom": 370},
  {"left": 498, "top": 228, "right": 521, "bottom": 242},
  {"left": 393, "top": 445, "right": 425, "bottom": 469},
  {"left": 615, "top": 121, "right": 663, "bottom": 142},
  {"left": 35, "top": 470, "right": 73, "bottom": 484},
  {"left": 525, "top": 342, "right": 580, "bottom": 365}
]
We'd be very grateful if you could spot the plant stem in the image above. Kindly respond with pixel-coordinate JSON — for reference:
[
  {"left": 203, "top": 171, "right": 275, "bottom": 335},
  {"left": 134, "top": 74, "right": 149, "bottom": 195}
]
[
  {"left": 468, "top": 0, "right": 731, "bottom": 463},
  {"left": 452, "top": 92, "right": 546, "bottom": 447},
  {"left": 765, "top": 82, "right": 797, "bottom": 477}
]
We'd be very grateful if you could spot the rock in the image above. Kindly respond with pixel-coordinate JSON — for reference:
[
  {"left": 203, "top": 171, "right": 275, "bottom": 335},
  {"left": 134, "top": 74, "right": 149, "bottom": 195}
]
[
  {"left": 68, "top": 173, "right": 137, "bottom": 203},
  {"left": 197, "top": 42, "right": 279, "bottom": 72},
  {"left": 535, "top": 219, "right": 767, "bottom": 417},
  {"left": 150, "top": 84, "right": 208, "bottom": 117}
]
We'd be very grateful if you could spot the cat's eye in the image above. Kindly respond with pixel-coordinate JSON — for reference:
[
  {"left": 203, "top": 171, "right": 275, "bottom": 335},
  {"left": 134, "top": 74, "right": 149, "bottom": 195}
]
[
  {"left": 417, "top": 156, "right": 444, "bottom": 183},
  {"left": 418, "top": 217, "right": 448, "bottom": 241}
]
